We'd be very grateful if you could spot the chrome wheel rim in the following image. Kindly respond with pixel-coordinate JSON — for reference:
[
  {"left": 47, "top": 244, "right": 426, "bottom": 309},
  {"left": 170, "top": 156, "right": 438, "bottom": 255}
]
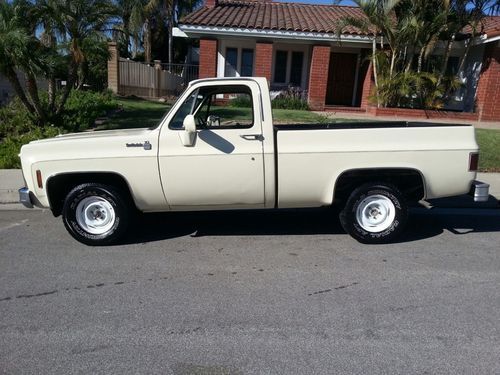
[
  {"left": 75, "top": 196, "right": 116, "bottom": 235},
  {"left": 356, "top": 194, "right": 396, "bottom": 233}
]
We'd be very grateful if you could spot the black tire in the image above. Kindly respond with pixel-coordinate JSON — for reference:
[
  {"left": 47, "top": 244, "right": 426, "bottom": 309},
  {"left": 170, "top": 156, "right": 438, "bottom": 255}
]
[
  {"left": 62, "top": 183, "right": 130, "bottom": 246},
  {"left": 339, "top": 183, "right": 408, "bottom": 244}
]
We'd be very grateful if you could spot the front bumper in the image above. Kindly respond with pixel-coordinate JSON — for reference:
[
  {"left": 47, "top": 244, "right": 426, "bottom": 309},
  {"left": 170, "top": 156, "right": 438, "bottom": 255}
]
[
  {"left": 470, "top": 180, "right": 490, "bottom": 202},
  {"left": 19, "top": 187, "right": 34, "bottom": 208}
]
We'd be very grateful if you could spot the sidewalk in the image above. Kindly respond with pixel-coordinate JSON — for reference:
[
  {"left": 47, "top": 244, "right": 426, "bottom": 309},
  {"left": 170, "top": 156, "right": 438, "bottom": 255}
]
[
  {"left": 1, "top": 169, "right": 498, "bottom": 210},
  {"left": 318, "top": 111, "right": 500, "bottom": 130}
]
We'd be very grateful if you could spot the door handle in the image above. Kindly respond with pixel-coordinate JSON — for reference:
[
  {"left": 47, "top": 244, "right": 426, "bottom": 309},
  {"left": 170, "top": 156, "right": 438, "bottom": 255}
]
[{"left": 240, "top": 134, "right": 264, "bottom": 141}]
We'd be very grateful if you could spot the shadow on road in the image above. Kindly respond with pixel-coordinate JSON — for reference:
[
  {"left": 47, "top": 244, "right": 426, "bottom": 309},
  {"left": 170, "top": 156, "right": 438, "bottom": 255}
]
[{"left": 120, "top": 207, "right": 500, "bottom": 245}]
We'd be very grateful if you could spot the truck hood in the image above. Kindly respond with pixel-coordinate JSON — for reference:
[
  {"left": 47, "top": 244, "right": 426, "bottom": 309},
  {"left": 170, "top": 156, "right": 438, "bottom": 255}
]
[
  {"left": 30, "top": 128, "right": 151, "bottom": 144},
  {"left": 20, "top": 127, "right": 160, "bottom": 166}
]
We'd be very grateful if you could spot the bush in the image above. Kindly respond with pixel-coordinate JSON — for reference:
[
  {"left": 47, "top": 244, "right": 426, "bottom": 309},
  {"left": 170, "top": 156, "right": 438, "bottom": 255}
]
[
  {"left": 0, "top": 90, "right": 118, "bottom": 168},
  {"left": 0, "top": 127, "right": 60, "bottom": 169},
  {"left": 59, "top": 90, "right": 117, "bottom": 132},
  {"left": 271, "top": 87, "right": 309, "bottom": 110},
  {"left": 228, "top": 95, "right": 252, "bottom": 108}
]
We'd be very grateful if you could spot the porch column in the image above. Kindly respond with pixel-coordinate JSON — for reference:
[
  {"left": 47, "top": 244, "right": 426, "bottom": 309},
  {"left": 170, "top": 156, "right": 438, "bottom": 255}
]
[
  {"left": 476, "top": 43, "right": 500, "bottom": 122},
  {"left": 107, "top": 42, "right": 120, "bottom": 94},
  {"left": 308, "top": 45, "right": 330, "bottom": 111},
  {"left": 255, "top": 42, "right": 273, "bottom": 84},
  {"left": 199, "top": 38, "right": 218, "bottom": 79},
  {"left": 360, "top": 61, "right": 374, "bottom": 112}
]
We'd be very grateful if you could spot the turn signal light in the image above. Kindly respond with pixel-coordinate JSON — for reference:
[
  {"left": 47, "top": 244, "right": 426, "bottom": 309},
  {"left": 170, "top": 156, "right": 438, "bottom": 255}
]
[
  {"left": 36, "top": 170, "right": 43, "bottom": 188},
  {"left": 469, "top": 153, "right": 479, "bottom": 172}
]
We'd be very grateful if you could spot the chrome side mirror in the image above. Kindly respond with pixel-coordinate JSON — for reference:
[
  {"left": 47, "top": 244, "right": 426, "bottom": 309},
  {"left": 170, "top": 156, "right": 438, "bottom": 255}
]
[{"left": 181, "top": 114, "right": 196, "bottom": 147}]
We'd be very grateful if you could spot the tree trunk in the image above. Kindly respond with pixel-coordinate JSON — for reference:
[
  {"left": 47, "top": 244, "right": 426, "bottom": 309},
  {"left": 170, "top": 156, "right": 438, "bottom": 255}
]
[
  {"left": 5, "top": 68, "right": 36, "bottom": 114},
  {"left": 56, "top": 61, "right": 78, "bottom": 115},
  {"left": 144, "top": 18, "right": 152, "bottom": 64},
  {"left": 417, "top": 48, "right": 425, "bottom": 73},
  {"left": 25, "top": 73, "right": 46, "bottom": 123},
  {"left": 389, "top": 48, "right": 397, "bottom": 79},
  {"left": 372, "top": 36, "right": 380, "bottom": 108},
  {"left": 438, "top": 35, "right": 454, "bottom": 86}
]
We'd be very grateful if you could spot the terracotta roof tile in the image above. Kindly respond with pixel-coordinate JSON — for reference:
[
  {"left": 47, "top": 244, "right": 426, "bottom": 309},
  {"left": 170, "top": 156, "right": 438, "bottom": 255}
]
[
  {"left": 180, "top": 1, "right": 500, "bottom": 39},
  {"left": 180, "top": 0, "right": 373, "bottom": 35}
]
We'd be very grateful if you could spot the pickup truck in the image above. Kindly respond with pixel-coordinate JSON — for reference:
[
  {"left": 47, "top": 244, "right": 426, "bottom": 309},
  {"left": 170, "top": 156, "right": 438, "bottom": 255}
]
[{"left": 19, "top": 77, "right": 490, "bottom": 245}]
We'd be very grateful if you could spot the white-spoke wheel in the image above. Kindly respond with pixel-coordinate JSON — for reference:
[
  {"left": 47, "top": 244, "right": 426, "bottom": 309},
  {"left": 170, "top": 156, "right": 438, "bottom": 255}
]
[
  {"left": 355, "top": 194, "right": 396, "bottom": 233},
  {"left": 340, "top": 183, "right": 408, "bottom": 244},
  {"left": 75, "top": 196, "right": 116, "bottom": 235}
]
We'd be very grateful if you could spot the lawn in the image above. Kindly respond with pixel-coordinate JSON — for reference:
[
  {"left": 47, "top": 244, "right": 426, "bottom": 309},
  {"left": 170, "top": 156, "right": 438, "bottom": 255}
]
[
  {"left": 99, "top": 97, "right": 333, "bottom": 130},
  {"left": 476, "top": 129, "right": 500, "bottom": 172},
  {"left": 102, "top": 97, "right": 499, "bottom": 172}
]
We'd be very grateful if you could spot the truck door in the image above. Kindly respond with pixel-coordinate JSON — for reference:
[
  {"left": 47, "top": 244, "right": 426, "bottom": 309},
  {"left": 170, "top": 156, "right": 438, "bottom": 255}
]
[{"left": 158, "top": 81, "right": 265, "bottom": 209}]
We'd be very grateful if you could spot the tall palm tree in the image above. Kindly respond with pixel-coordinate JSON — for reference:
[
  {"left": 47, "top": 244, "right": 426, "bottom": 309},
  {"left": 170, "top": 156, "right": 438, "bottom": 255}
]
[{"left": 43, "top": 0, "right": 117, "bottom": 113}]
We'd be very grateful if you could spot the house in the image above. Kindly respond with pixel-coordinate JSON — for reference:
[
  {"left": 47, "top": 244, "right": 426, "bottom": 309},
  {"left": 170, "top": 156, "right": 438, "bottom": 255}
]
[{"left": 177, "top": 0, "right": 500, "bottom": 121}]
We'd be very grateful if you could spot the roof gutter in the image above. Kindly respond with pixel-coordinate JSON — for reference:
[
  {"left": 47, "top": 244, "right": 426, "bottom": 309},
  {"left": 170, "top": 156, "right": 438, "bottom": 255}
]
[{"left": 177, "top": 25, "right": 374, "bottom": 44}]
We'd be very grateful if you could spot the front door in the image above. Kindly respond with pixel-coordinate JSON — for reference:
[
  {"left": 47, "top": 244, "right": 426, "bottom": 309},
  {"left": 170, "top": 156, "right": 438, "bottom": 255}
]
[
  {"left": 158, "top": 81, "right": 265, "bottom": 209},
  {"left": 326, "top": 53, "right": 358, "bottom": 106}
]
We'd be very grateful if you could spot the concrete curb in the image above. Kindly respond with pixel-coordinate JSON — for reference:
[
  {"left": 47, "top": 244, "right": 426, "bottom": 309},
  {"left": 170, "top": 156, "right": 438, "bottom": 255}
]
[{"left": 1, "top": 169, "right": 498, "bottom": 210}]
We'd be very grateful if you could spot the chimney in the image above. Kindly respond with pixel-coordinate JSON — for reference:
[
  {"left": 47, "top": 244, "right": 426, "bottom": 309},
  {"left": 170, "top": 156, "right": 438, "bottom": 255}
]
[{"left": 206, "top": 0, "right": 217, "bottom": 7}]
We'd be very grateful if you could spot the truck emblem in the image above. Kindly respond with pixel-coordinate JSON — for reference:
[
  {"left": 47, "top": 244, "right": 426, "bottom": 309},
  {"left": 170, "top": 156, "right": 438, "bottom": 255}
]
[{"left": 126, "top": 141, "right": 152, "bottom": 150}]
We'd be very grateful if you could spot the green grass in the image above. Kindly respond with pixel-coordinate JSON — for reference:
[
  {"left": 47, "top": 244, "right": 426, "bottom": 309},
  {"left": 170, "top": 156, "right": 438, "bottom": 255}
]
[
  {"left": 100, "top": 97, "right": 330, "bottom": 130},
  {"left": 99, "top": 97, "right": 499, "bottom": 172},
  {"left": 476, "top": 129, "right": 500, "bottom": 172},
  {"left": 96, "top": 97, "right": 172, "bottom": 130}
]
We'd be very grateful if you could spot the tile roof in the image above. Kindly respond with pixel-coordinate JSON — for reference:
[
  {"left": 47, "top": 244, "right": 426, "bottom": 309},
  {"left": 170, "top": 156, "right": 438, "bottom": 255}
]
[
  {"left": 181, "top": 1, "right": 500, "bottom": 40},
  {"left": 180, "top": 0, "right": 374, "bottom": 36},
  {"left": 478, "top": 16, "right": 500, "bottom": 38}
]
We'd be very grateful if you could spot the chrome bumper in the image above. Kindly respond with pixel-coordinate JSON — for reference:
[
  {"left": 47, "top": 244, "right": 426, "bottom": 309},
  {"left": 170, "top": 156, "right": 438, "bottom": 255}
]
[
  {"left": 19, "top": 187, "right": 34, "bottom": 208},
  {"left": 470, "top": 180, "right": 490, "bottom": 202}
]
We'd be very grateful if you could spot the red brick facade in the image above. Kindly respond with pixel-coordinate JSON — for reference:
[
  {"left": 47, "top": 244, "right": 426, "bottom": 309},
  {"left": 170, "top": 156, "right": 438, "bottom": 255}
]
[
  {"left": 255, "top": 42, "right": 273, "bottom": 83},
  {"left": 476, "top": 44, "right": 500, "bottom": 121},
  {"left": 199, "top": 39, "right": 218, "bottom": 79},
  {"left": 308, "top": 45, "right": 331, "bottom": 111},
  {"left": 360, "top": 62, "right": 374, "bottom": 110}
]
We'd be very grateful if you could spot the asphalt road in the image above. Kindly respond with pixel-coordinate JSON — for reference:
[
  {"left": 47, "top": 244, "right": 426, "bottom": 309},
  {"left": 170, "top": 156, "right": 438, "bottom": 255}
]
[{"left": 1, "top": 207, "right": 499, "bottom": 374}]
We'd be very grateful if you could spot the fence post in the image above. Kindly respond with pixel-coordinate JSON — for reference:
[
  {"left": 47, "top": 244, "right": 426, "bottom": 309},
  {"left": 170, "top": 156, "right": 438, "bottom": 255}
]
[
  {"left": 154, "top": 60, "right": 162, "bottom": 98},
  {"left": 107, "top": 42, "right": 120, "bottom": 94}
]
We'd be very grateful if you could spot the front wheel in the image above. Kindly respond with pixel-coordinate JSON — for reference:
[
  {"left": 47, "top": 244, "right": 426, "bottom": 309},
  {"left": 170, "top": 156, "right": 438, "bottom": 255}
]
[
  {"left": 339, "top": 183, "right": 408, "bottom": 244},
  {"left": 62, "top": 183, "right": 130, "bottom": 246}
]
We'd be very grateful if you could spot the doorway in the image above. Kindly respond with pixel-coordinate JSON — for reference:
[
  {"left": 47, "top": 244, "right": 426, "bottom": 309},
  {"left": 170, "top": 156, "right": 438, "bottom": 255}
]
[{"left": 326, "top": 53, "right": 358, "bottom": 106}]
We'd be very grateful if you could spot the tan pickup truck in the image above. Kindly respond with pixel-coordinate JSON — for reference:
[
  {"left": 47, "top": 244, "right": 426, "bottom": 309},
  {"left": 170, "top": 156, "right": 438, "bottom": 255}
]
[{"left": 19, "top": 77, "right": 489, "bottom": 245}]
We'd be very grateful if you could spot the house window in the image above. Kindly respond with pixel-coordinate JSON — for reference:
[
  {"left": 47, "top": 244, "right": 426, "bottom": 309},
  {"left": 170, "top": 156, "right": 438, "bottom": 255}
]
[
  {"left": 224, "top": 47, "right": 254, "bottom": 77},
  {"left": 290, "top": 52, "right": 304, "bottom": 86},
  {"left": 225, "top": 48, "right": 238, "bottom": 77},
  {"left": 241, "top": 49, "right": 254, "bottom": 77},
  {"left": 274, "top": 50, "right": 288, "bottom": 83}
]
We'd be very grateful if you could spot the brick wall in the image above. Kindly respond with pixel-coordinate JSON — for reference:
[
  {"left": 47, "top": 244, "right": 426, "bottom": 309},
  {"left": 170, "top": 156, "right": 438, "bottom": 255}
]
[
  {"left": 476, "top": 43, "right": 500, "bottom": 122},
  {"left": 255, "top": 42, "right": 273, "bottom": 83},
  {"left": 372, "top": 107, "right": 479, "bottom": 121},
  {"left": 107, "top": 42, "right": 119, "bottom": 94},
  {"left": 308, "top": 45, "right": 331, "bottom": 111},
  {"left": 199, "top": 39, "right": 218, "bottom": 79},
  {"left": 205, "top": 0, "right": 217, "bottom": 7},
  {"left": 360, "top": 62, "right": 374, "bottom": 110}
]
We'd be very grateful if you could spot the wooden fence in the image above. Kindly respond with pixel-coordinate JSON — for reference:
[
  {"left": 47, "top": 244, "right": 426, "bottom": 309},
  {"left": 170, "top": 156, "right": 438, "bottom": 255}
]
[{"left": 117, "top": 58, "right": 198, "bottom": 98}]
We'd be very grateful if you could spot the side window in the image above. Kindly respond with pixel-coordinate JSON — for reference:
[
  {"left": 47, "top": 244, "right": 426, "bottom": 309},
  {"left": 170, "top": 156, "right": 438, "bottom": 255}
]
[{"left": 170, "top": 85, "right": 254, "bottom": 130}]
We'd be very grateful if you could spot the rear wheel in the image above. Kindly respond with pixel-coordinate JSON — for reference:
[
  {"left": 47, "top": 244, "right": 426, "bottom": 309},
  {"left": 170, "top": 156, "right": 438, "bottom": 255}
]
[
  {"left": 339, "top": 183, "right": 408, "bottom": 244},
  {"left": 62, "top": 183, "right": 130, "bottom": 246}
]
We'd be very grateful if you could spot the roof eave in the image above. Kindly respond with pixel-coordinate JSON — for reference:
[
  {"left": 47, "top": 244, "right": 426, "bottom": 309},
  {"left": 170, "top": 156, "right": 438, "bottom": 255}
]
[{"left": 177, "top": 24, "right": 374, "bottom": 44}]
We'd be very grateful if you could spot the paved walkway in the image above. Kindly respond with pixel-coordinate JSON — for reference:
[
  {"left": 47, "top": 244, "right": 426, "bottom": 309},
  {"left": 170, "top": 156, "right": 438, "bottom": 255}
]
[
  {"left": 1, "top": 169, "right": 498, "bottom": 209},
  {"left": 318, "top": 111, "right": 500, "bottom": 129}
]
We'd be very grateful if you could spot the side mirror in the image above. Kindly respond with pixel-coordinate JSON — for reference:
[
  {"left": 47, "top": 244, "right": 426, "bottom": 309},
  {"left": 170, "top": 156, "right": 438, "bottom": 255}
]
[{"left": 181, "top": 114, "right": 196, "bottom": 146}]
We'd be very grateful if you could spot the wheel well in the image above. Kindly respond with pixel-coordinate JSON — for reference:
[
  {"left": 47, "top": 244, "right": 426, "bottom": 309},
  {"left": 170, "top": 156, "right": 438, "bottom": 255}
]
[
  {"left": 334, "top": 168, "right": 425, "bottom": 206},
  {"left": 46, "top": 172, "right": 136, "bottom": 217}
]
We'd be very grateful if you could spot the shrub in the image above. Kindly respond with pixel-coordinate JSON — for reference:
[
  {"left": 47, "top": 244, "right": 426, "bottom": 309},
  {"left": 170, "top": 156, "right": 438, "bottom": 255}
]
[
  {"left": 228, "top": 95, "right": 252, "bottom": 108},
  {"left": 59, "top": 90, "right": 117, "bottom": 132},
  {"left": 271, "top": 87, "right": 309, "bottom": 110},
  {"left": 0, "top": 126, "right": 60, "bottom": 169}
]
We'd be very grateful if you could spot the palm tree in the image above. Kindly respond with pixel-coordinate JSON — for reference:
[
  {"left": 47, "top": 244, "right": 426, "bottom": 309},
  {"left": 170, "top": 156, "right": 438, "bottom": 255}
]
[
  {"left": 42, "top": 0, "right": 117, "bottom": 113},
  {"left": 0, "top": 1, "right": 50, "bottom": 121}
]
